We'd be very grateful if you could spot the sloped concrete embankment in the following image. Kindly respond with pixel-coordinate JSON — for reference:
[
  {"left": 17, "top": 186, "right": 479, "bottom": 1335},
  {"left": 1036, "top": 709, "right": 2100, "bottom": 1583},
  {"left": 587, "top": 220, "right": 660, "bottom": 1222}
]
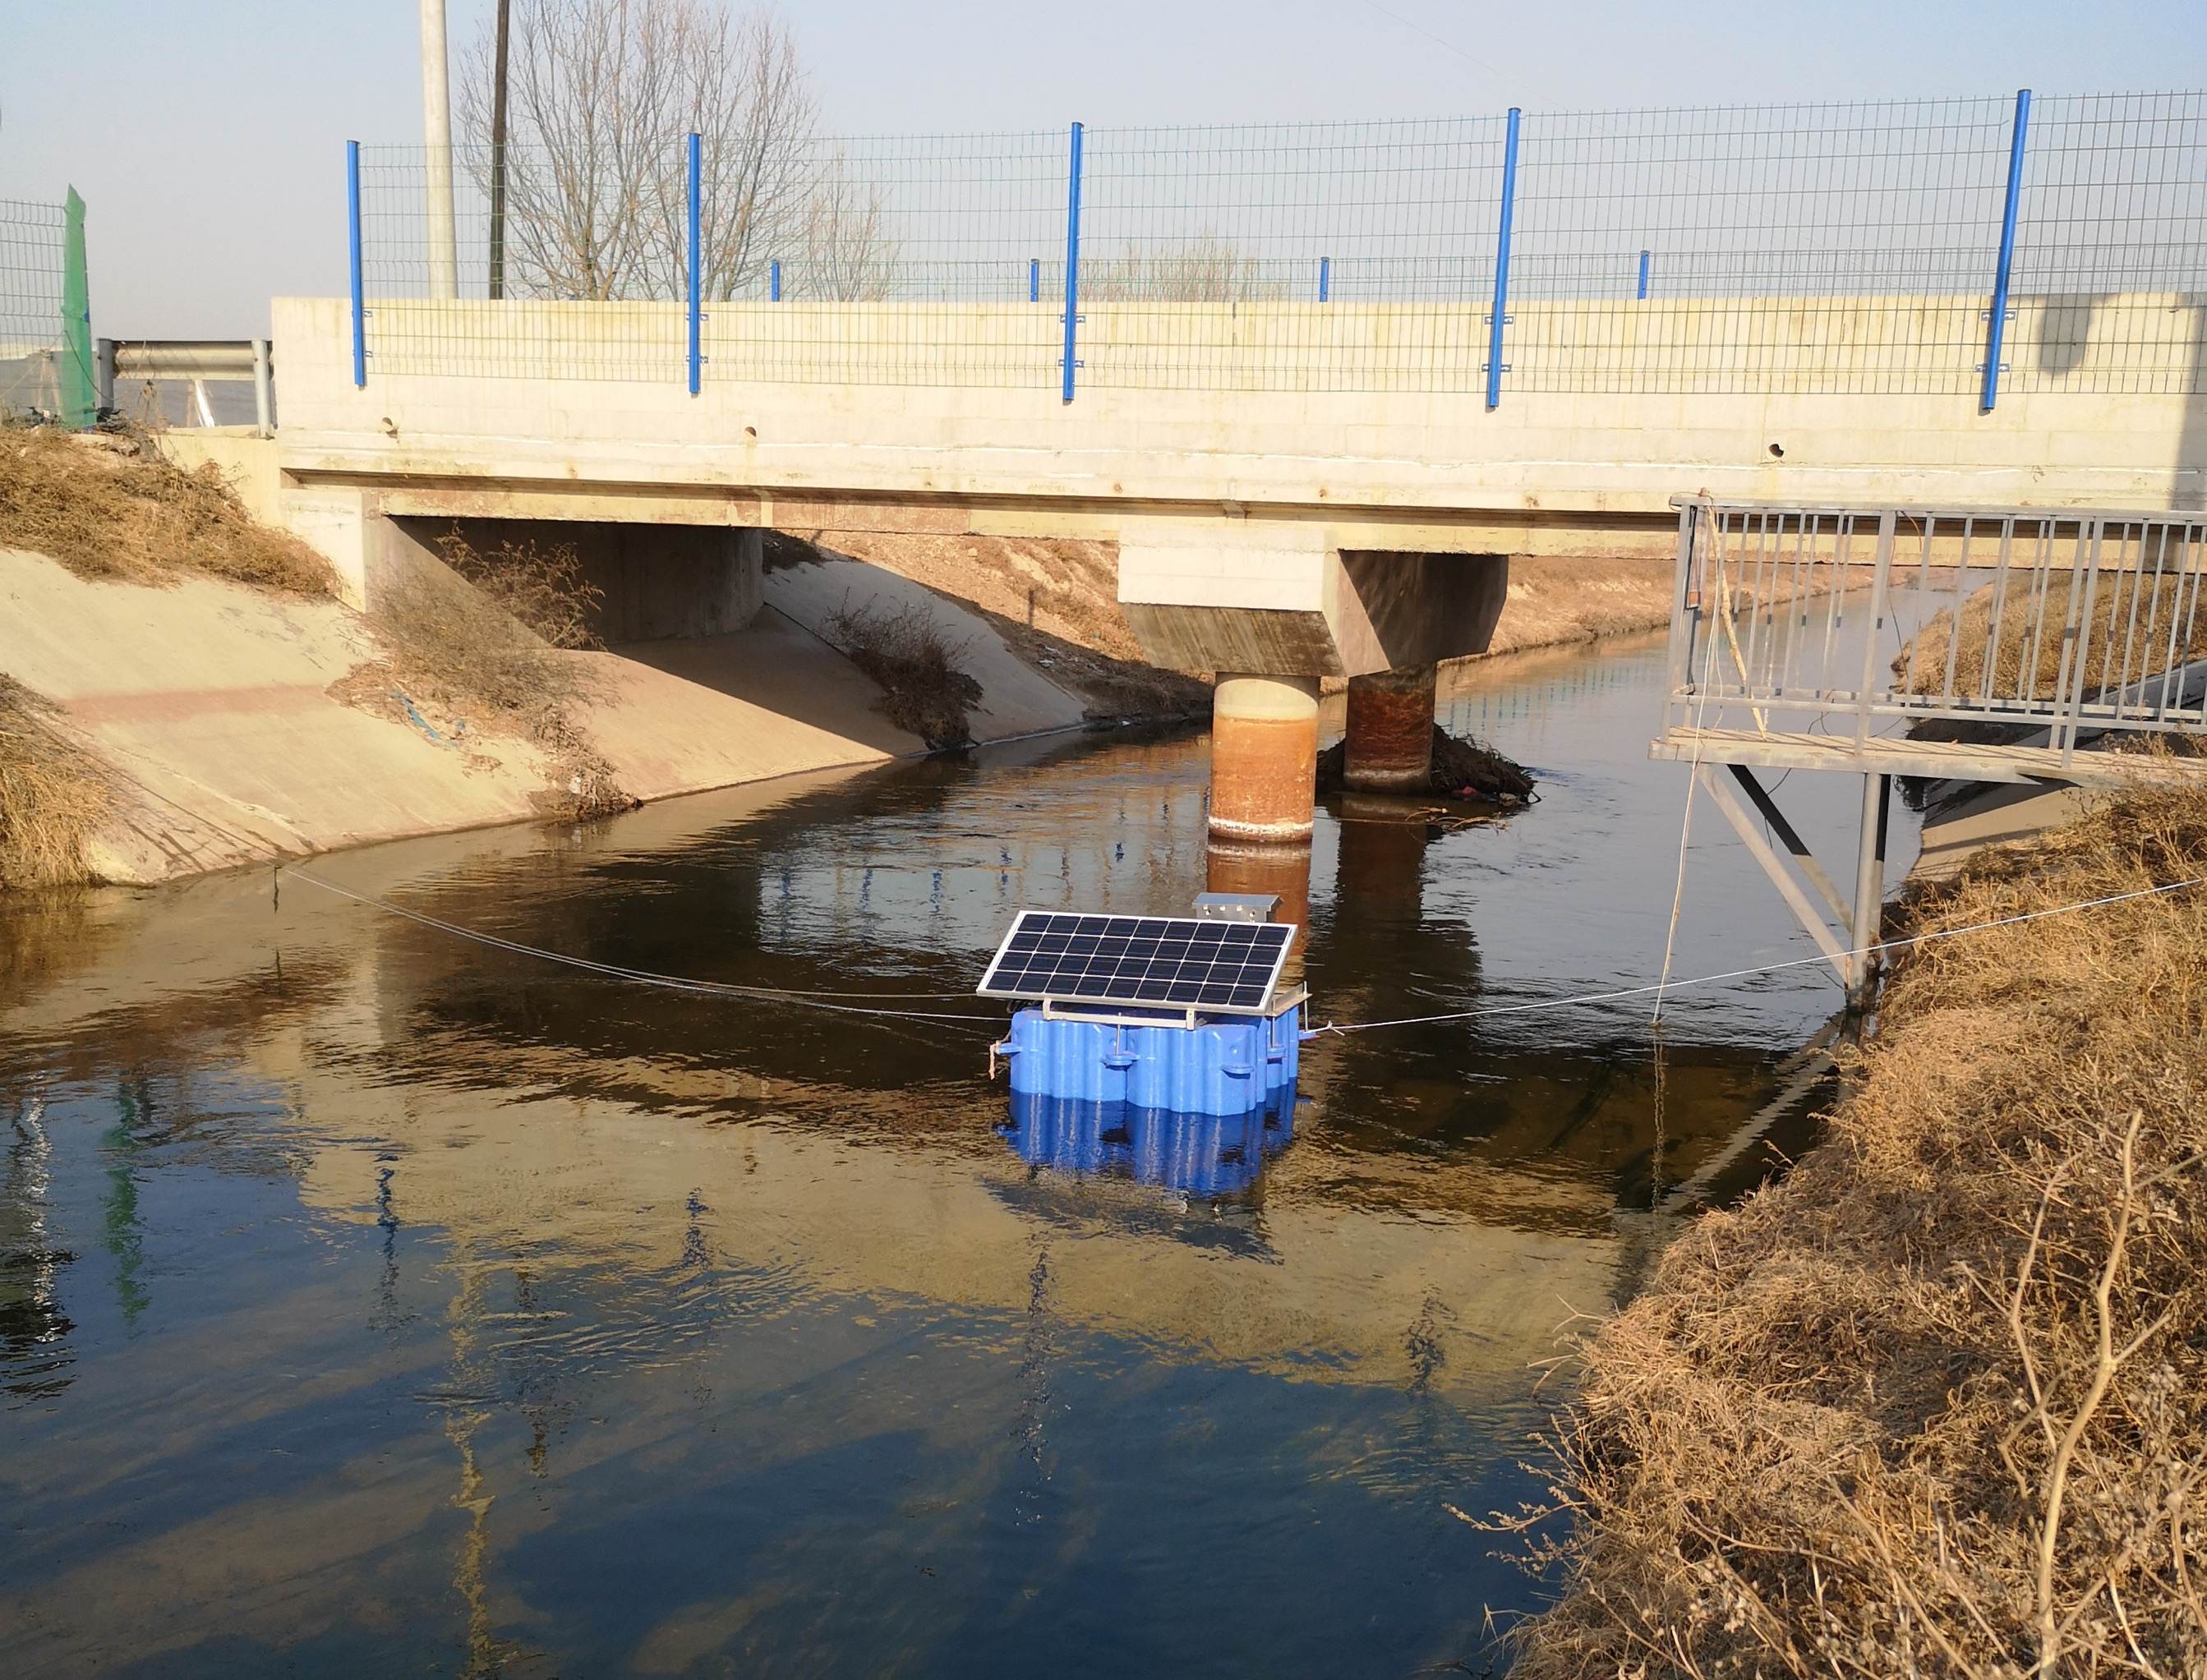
[{"left": 0, "top": 539, "right": 1094, "bottom": 886}]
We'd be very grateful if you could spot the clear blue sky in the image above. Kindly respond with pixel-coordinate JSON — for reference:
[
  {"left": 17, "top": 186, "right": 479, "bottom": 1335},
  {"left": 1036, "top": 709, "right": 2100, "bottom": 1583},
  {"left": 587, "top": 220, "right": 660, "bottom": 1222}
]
[{"left": 2, "top": 0, "right": 2201, "bottom": 336}]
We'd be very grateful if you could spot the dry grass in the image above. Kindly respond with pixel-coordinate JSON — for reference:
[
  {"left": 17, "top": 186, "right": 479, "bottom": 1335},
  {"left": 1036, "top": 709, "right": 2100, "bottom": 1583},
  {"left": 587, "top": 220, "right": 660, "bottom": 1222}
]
[
  {"left": 1487, "top": 555, "right": 1677, "bottom": 657},
  {"left": 1899, "top": 576, "right": 2207, "bottom": 703},
  {"left": 343, "top": 532, "right": 631, "bottom": 820},
  {"left": 431, "top": 526, "right": 605, "bottom": 651},
  {"left": 822, "top": 595, "right": 984, "bottom": 749},
  {"left": 0, "top": 674, "right": 114, "bottom": 890},
  {"left": 0, "top": 426, "right": 334, "bottom": 595},
  {"left": 1504, "top": 786, "right": 2207, "bottom": 1678}
]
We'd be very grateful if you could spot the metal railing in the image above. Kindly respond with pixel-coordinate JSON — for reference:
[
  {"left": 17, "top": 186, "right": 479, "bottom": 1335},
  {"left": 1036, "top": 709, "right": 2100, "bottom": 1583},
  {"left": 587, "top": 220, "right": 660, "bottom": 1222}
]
[
  {"left": 345, "top": 89, "right": 2207, "bottom": 401},
  {"left": 1666, "top": 497, "right": 2207, "bottom": 761},
  {"left": 98, "top": 339, "right": 275, "bottom": 434}
]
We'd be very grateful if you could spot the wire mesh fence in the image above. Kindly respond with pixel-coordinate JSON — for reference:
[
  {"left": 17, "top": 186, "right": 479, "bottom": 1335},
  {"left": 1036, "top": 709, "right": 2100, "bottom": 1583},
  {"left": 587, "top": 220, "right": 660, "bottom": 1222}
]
[
  {"left": 1, "top": 198, "right": 70, "bottom": 418},
  {"left": 2005, "top": 91, "right": 2207, "bottom": 397},
  {"left": 348, "top": 90, "right": 2207, "bottom": 400}
]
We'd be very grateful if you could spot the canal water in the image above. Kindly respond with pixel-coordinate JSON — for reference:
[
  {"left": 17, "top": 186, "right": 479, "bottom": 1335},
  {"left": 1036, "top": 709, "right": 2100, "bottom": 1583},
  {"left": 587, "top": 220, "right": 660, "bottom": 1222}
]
[{"left": 0, "top": 632, "right": 1918, "bottom": 1677}]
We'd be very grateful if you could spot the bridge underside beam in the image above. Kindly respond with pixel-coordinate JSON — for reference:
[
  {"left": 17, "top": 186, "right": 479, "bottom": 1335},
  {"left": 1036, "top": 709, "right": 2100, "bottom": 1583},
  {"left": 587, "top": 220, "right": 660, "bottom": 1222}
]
[
  {"left": 283, "top": 467, "right": 1684, "bottom": 563},
  {"left": 1115, "top": 518, "right": 1511, "bottom": 680}
]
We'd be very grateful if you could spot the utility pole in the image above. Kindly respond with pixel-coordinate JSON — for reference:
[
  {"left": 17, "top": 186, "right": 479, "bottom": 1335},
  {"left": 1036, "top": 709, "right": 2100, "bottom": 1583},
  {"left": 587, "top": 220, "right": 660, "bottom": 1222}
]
[
  {"left": 420, "top": 0, "right": 459, "bottom": 300},
  {"left": 488, "top": 0, "right": 510, "bottom": 300}
]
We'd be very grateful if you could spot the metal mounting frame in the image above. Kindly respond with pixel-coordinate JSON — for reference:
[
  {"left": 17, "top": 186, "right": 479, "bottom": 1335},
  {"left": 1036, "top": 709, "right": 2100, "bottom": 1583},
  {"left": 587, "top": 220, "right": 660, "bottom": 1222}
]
[{"left": 1695, "top": 761, "right": 1889, "bottom": 1006}]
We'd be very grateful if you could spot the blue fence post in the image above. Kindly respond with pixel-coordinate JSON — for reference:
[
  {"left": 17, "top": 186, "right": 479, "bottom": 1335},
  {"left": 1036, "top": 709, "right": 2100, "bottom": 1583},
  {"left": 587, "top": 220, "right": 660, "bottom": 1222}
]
[
  {"left": 686, "top": 131, "right": 703, "bottom": 396},
  {"left": 1637, "top": 249, "right": 1650, "bottom": 300},
  {"left": 1485, "top": 107, "right": 1521, "bottom": 411},
  {"left": 1030, "top": 257, "right": 1040, "bottom": 302},
  {"left": 770, "top": 258, "right": 781, "bottom": 302},
  {"left": 1061, "top": 121, "right": 1084, "bottom": 404},
  {"left": 347, "top": 140, "right": 366, "bottom": 389},
  {"left": 1318, "top": 256, "right": 1330, "bottom": 302},
  {"left": 1981, "top": 88, "right": 2032, "bottom": 413}
]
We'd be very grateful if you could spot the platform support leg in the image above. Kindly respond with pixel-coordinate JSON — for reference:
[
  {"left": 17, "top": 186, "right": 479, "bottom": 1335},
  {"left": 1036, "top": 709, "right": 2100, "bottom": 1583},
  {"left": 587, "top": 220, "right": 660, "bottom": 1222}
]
[
  {"left": 1696, "top": 764, "right": 1850, "bottom": 981},
  {"left": 1850, "top": 772, "right": 1891, "bottom": 1009}
]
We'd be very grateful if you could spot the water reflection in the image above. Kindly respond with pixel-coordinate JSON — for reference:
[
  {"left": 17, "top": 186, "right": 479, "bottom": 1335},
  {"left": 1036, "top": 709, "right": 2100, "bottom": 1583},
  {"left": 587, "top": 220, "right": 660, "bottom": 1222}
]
[
  {"left": 1000, "top": 1088, "right": 1298, "bottom": 1198},
  {"left": 1205, "top": 838, "right": 1314, "bottom": 978},
  {"left": 2, "top": 1098, "right": 71, "bottom": 1402},
  {"left": 0, "top": 633, "right": 1919, "bottom": 1677}
]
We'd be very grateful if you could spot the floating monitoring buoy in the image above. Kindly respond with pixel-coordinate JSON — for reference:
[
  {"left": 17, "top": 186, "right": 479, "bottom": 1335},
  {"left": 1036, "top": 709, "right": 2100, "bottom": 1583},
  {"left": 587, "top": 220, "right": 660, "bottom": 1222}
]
[{"left": 979, "top": 894, "right": 1306, "bottom": 1192}]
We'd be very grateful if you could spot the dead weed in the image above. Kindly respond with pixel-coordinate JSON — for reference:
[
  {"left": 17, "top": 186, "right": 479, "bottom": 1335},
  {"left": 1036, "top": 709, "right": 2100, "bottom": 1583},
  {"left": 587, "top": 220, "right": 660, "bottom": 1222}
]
[
  {"left": 0, "top": 674, "right": 113, "bottom": 889},
  {"left": 0, "top": 426, "right": 333, "bottom": 595},
  {"left": 823, "top": 595, "right": 984, "bottom": 749},
  {"left": 1898, "top": 575, "right": 2207, "bottom": 703},
  {"left": 343, "top": 532, "right": 630, "bottom": 820}
]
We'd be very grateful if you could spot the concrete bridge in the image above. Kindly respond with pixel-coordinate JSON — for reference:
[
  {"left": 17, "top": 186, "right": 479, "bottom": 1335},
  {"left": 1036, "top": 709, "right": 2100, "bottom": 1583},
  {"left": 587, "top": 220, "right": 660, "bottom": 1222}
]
[{"left": 236, "top": 292, "right": 2206, "bottom": 845}]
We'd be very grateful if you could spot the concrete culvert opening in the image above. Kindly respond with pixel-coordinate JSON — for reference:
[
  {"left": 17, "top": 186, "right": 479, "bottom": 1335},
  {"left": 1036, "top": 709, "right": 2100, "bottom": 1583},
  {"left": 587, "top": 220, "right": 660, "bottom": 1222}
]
[
  {"left": 383, "top": 515, "right": 763, "bottom": 646},
  {"left": 337, "top": 515, "right": 743, "bottom": 821}
]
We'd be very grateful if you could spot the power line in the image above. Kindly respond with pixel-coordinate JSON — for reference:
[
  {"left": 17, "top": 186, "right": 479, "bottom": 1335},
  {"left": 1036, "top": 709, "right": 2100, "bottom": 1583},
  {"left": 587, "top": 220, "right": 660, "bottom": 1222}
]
[{"left": 1352, "top": 0, "right": 1544, "bottom": 106}]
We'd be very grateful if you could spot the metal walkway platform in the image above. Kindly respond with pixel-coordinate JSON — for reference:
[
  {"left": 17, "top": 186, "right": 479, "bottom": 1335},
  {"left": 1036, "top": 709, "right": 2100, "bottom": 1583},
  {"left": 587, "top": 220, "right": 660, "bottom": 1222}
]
[
  {"left": 1652, "top": 496, "right": 2207, "bottom": 1006},
  {"left": 1650, "top": 726, "right": 2207, "bottom": 787}
]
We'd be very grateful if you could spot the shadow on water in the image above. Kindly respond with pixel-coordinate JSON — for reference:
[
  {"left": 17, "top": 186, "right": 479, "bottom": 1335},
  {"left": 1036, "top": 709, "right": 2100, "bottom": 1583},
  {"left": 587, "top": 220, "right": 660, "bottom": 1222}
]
[{"left": 0, "top": 632, "right": 1918, "bottom": 1677}]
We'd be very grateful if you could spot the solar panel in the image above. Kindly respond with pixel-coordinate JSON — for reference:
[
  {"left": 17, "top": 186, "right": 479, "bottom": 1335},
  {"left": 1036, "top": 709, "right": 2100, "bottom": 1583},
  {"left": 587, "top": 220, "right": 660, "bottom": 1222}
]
[{"left": 978, "top": 912, "right": 1297, "bottom": 1015}]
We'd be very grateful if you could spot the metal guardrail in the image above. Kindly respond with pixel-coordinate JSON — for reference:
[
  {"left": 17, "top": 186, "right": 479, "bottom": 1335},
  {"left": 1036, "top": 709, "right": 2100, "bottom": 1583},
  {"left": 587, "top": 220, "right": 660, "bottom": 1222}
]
[
  {"left": 96, "top": 338, "right": 274, "bottom": 433},
  {"left": 1666, "top": 496, "right": 2207, "bottom": 763}
]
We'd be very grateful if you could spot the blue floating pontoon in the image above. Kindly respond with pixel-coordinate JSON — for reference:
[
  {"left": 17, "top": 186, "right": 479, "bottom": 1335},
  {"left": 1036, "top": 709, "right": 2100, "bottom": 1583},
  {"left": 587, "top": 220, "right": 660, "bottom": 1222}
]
[
  {"left": 1001, "top": 1086, "right": 1297, "bottom": 1198},
  {"left": 981, "top": 894, "right": 1306, "bottom": 1131},
  {"left": 995, "top": 1001, "right": 1301, "bottom": 1115}
]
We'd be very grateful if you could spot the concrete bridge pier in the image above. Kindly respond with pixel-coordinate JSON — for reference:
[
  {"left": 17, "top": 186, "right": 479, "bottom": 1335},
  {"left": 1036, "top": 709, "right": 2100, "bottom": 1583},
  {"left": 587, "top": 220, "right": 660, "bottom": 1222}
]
[
  {"left": 1115, "top": 518, "right": 1508, "bottom": 848},
  {"left": 1209, "top": 674, "right": 1321, "bottom": 844},
  {"left": 1343, "top": 665, "right": 1437, "bottom": 793}
]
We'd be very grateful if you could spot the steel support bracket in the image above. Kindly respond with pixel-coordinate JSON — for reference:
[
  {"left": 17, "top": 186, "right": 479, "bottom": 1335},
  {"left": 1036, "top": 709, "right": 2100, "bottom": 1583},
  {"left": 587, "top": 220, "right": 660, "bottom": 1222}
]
[{"left": 1694, "top": 763, "right": 1852, "bottom": 983}]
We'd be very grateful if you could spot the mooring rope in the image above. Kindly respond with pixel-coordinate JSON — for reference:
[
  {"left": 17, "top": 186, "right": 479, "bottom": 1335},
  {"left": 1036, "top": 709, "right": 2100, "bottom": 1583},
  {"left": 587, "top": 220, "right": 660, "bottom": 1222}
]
[
  {"left": 280, "top": 867, "right": 1002, "bottom": 1024},
  {"left": 1308, "top": 875, "right": 2206, "bottom": 1036},
  {"left": 282, "top": 866, "right": 2207, "bottom": 1047},
  {"left": 1651, "top": 500, "right": 1724, "bottom": 1026}
]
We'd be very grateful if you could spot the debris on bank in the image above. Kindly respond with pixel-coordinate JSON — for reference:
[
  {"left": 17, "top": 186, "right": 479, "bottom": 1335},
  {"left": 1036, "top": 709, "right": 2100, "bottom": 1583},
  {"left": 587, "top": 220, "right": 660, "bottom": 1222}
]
[{"left": 1315, "top": 725, "right": 1536, "bottom": 808}]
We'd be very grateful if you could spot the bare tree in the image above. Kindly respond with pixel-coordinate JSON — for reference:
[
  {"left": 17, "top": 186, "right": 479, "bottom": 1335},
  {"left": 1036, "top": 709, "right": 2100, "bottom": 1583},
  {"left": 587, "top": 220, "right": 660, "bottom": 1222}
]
[
  {"left": 789, "top": 148, "right": 899, "bottom": 301},
  {"left": 455, "top": 0, "right": 817, "bottom": 301},
  {"left": 1084, "top": 236, "right": 1283, "bottom": 302}
]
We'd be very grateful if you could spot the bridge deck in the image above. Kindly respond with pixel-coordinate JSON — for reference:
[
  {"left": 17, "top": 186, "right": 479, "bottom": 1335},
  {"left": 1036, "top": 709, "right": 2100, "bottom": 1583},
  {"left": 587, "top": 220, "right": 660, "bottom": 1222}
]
[{"left": 1649, "top": 726, "right": 2207, "bottom": 787}]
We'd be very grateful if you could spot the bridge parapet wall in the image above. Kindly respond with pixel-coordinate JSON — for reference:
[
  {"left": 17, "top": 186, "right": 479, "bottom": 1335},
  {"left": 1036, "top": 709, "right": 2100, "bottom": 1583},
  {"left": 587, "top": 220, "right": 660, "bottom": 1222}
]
[{"left": 273, "top": 295, "right": 2205, "bottom": 533}]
